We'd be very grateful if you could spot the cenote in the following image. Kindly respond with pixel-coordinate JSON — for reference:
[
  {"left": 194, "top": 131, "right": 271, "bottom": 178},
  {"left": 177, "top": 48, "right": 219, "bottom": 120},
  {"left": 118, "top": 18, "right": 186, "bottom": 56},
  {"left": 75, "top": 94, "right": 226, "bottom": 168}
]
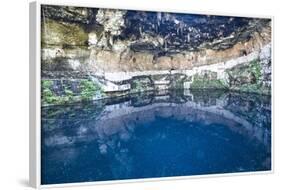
[{"left": 41, "top": 89, "right": 271, "bottom": 185}]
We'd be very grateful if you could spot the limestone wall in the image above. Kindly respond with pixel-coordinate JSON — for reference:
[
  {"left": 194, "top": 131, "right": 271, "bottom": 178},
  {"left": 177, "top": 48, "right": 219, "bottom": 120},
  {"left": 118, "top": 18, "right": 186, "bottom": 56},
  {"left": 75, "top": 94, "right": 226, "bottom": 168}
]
[{"left": 40, "top": 5, "right": 272, "bottom": 106}]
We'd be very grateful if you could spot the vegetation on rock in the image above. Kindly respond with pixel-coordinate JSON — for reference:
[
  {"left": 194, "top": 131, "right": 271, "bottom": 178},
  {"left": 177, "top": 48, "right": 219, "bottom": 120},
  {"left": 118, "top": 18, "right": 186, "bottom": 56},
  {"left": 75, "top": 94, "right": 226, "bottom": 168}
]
[
  {"left": 80, "top": 80, "right": 103, "bottom": 101},
  {"left": 41, "top": 79, "right": 103, "bottom": 105},
  {"left": 190, "top": 73, "right": 228, "bottom": 90},
  {"left": 226, "top": 59, "right": 270, "bottom": 94}
]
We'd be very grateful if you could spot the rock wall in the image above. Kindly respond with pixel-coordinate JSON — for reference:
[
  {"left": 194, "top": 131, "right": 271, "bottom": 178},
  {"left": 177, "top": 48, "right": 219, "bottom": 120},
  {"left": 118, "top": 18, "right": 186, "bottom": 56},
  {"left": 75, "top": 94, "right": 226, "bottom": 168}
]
[{"left": 41, "top": 5, "right": 272, "bottom": 105}]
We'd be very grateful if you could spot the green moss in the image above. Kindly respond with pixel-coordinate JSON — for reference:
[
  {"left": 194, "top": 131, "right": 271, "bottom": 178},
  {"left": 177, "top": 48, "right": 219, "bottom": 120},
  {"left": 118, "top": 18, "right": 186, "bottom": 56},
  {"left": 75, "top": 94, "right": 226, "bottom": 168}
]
[
  {"left": 41, "top": 79, "right": 104, "bottom": 105},
  {"left": 249, "top": 59, "right": 262, "bottom": 83},
  {"left": 226, "top": 59, "right": 270, "bottom": 94},
  {"left": 41, "top": 80, "right": 56, "bottom": 104},
  {"left": 80, "top": 80, "right": 103, "bottom": 101},
  {"left": 190, "top": 74, "right": 228, "bottom": 89},
  {"left": 64, "top": 88, "right": 74, "bottom": 101},
  {"left": 41, "top": 80, "right": 72, "bottom": 105},
  {"left": 42, "top": 80, "right": 53, "bottom": 89}
]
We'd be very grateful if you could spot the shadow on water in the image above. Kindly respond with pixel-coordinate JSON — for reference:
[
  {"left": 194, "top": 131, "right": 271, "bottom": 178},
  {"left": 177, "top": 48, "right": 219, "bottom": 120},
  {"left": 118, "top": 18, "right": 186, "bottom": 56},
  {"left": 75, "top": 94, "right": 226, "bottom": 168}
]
[{"left": 41, "top": 89, "right": 271, "bottom": 185}]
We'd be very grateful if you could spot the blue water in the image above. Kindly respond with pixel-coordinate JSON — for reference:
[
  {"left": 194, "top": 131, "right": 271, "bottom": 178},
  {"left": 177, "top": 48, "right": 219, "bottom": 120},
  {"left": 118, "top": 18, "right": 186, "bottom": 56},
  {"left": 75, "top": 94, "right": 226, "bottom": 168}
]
[{"left": 41, "top": 90, "right": 271, "bottom": 185}]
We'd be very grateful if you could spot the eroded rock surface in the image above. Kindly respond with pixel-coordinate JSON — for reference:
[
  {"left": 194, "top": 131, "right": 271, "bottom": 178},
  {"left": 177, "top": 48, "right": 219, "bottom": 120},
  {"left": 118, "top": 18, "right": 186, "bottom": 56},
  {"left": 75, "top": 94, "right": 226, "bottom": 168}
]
[{"left": 40, "top": 5, "right": 272, "bottom": 105}]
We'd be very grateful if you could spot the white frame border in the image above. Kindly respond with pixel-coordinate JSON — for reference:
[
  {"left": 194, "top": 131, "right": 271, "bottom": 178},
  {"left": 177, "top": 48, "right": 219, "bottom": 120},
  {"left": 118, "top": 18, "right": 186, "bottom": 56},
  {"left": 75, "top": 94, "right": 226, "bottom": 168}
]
[{"left": 29, "top": 1, "right": 274, "bottom": 189}]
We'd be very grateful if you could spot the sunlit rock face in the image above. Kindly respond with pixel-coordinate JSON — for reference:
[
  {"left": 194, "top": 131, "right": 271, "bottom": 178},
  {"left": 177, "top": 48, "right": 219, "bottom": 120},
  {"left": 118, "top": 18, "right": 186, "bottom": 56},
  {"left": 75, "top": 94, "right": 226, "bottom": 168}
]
[
  {"left": 96, "top": 9, "right": 126, "bottom": 36},
  {"left": 40, "top": 5, "right": 272, "bottom": 105}
]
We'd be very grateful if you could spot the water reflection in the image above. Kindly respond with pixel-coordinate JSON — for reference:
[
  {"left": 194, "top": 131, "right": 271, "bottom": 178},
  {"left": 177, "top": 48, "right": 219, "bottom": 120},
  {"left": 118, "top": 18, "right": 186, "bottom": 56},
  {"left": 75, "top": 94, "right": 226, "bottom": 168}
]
[{"left": 41, "top": 89, "right": 271, "bottom": 185}]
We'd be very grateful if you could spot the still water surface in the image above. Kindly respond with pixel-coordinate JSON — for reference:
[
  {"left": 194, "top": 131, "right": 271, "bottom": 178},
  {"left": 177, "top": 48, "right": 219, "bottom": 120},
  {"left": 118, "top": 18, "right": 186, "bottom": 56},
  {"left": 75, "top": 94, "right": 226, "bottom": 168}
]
[{"left": 41, "top": 90, "right": 271, "bottom": 185}]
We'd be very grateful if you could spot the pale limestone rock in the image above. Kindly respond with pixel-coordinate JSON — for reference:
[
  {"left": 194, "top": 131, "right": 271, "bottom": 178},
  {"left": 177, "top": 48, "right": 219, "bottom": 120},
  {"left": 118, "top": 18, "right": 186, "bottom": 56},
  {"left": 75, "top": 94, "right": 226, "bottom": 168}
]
[
  {"left": 96, "top": 35, "right": 108, "bottom": 48},
  {"left": 259, "top": 43, "right": 271, "bottom": 60},
  {"left": 112, "top": 40, "right": 128, "bottom": 53},
  {"left": 42, "top": 48, "right": 65, "bottom": 60},
  {"left": 88, "top": 32, "right": 99, "bottom": 46},
  {"left": 96, "top": 9, "right": 126, "bottom": 35},
  {"left": 68, "top": 60, "right": 81, "bottom": 70}
]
